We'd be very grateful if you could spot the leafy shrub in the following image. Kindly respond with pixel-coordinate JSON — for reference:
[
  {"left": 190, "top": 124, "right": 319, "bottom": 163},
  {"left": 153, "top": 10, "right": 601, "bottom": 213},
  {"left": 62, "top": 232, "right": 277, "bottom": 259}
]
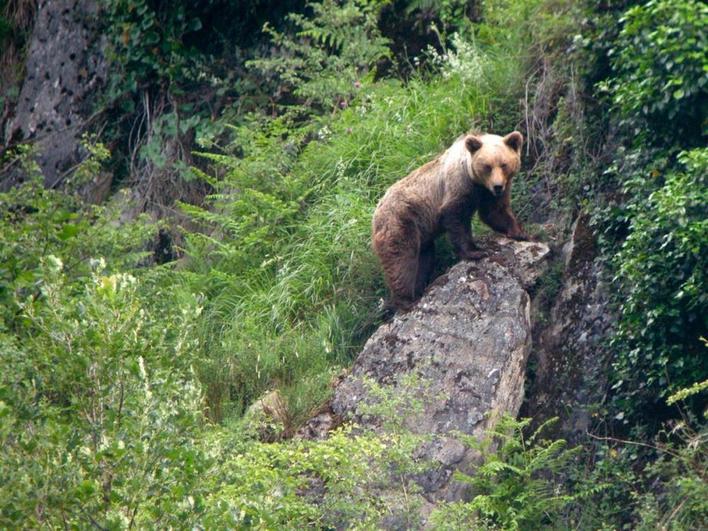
[
  {"left": 0, "top": 253, "right": 422, "bottom": 527},
  {"left": 201, "top": 423, "right": 423, "bottom": 528},
  {"left": 572, "top": 0, "right": 708, "bottom": 428},
  {"left": 601, "top": 0, "right": 708, "bottom": 144},
  {"left": 566, "top": 414, "right": 707, "bottom": 530},
  {"left": 429, "top": 416, "right": 595, "bottom": 530},
  {"left": 610, "top": 148, "right": 708, "bottom": 417},
  {"left": 105, "top": 0, "right": 202, "bottom": 91},
  {"left": 0, "top": 169, "right": 422, "bottom": 529},
  {"left": 633, "top": 421, "right": 708, "bottom": 530},
  {"left": 248, "top": 0, "right": 392, "bottom": 114},
  {"left": 99, "top": 0, "right": 308, "bottom": 203},
  {"left": 0, "top": 259, "right": 207, "bottom": 528},
  {"left": 0, "top": 174, "right": 154, "bottom": 334}
]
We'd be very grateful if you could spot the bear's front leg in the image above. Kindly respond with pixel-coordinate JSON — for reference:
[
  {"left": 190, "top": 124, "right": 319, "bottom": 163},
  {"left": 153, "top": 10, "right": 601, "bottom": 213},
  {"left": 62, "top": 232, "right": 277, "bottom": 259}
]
[
  {"left": 441, "top": 204, "right": 486, "bottom": 260},
  {"left": 478, "top": 197, "right": 530, "bottom": 241}
]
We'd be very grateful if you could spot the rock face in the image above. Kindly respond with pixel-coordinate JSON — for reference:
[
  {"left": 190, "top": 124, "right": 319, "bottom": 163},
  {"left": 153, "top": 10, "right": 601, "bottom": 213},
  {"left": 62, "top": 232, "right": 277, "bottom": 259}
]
[
  {"left": 4, "top": 0, "right": 107, "bottom": 189},
  {"left": 299, "top": 238, "right": 550, "bottom": 507},
  {"left": 524, "top": 214, "right": 615, "bottom": 441}
]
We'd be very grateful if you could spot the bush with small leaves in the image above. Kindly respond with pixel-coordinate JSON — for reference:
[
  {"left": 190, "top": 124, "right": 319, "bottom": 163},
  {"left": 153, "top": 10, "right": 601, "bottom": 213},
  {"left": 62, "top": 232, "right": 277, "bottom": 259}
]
[
  {"left": 610, "top": 148, "right": 708, "bottom": 419},
  {"left": 601, "top": 0, "right": 708, "bottom": 144}
]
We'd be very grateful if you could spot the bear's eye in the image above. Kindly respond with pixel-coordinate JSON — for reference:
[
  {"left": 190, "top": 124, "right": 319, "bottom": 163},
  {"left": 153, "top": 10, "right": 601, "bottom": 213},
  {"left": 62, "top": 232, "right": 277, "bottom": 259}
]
[{"left": 483, "top": 164, "right": 492, "bottom": 173}]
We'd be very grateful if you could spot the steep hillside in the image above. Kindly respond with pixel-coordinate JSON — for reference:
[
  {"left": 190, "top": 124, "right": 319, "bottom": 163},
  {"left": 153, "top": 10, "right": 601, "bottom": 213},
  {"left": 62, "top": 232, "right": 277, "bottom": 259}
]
[{"left": 0, "top": 0, "right": 705, "bottom": 528}]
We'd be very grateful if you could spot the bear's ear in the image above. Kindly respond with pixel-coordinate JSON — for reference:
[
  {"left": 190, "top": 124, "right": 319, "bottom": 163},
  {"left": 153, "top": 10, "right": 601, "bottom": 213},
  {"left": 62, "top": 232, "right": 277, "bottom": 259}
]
[
  {"left": 465, "top": 135, "right": 483, "bottom": 153},
  {"left": 503, "top": 131, "right": 523, "bottom": 153}
]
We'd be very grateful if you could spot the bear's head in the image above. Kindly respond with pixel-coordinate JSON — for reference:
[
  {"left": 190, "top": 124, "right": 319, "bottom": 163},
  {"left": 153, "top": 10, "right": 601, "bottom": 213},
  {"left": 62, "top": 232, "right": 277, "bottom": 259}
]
[{"left": 464, "top": 131, "right": 523, "bottom": 197}]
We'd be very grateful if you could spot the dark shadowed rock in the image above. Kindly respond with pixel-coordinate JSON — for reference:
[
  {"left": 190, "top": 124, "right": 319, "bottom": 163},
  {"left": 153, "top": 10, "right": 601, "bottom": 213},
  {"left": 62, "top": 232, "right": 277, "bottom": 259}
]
[
  {"left": 524, "top": 214, "right": 615, "bottom": 441},
  {"left": 4, "top": 0, "right": 107, "bottom": 191},
  {"left": 298, "top": 237, "right": 550, "bottom": 511}
]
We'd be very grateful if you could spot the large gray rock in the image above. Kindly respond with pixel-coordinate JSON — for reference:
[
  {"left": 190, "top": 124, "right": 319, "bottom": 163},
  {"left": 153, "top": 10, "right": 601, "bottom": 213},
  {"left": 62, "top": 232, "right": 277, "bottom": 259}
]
[
  {"left": 299, "top": 237, "right": 550, "bottom": 509},
  {"left": 4, "top": 0, "right": 107, "bottom": 189}
]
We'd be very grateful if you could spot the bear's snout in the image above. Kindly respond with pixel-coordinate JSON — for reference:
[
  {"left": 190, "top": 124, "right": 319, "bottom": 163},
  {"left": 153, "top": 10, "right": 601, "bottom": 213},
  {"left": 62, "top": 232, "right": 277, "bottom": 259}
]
[{"left": 493, "top": 184, "right": 504, "bottom": 196}]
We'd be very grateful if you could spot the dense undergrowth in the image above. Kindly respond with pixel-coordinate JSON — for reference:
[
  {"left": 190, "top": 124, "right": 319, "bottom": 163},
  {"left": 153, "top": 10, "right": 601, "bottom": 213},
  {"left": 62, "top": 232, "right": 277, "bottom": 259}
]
[{"left": 0, "top": 0, "right": 706, "bottom": 528}]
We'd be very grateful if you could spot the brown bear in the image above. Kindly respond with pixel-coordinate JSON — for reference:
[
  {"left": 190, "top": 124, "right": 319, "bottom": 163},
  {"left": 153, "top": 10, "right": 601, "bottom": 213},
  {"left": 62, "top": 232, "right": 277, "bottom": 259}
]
[{"left": 372, "top": 130, "right": 529, "bottom": 310}]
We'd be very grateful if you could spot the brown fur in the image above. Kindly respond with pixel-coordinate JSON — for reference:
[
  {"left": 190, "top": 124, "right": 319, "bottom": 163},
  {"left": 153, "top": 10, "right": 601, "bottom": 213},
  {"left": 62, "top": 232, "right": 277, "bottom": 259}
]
[{"left": 372, "top": 131, "right": 529, "bottom": 310}]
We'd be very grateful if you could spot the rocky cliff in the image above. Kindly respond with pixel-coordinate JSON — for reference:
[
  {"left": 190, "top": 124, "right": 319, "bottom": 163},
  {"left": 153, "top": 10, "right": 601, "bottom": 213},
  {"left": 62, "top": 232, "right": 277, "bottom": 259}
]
[{"left": 3, "top": 0, "right": 107, "bottom": 194}]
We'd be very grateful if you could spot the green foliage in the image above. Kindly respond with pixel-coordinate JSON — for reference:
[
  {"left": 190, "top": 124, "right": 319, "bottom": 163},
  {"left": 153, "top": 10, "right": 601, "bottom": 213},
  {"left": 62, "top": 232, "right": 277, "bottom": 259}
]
[
  {"left": 568, "top": 0, "right": 708, "bottom": 427},
  {"left": 405, "top": 0, "right": 472, "bottom": 34},
  {"left": 203, "top": 428, "right": 374, "bottom": 527},
  {"left": 101, "top": 0, "right": 212, "bottom": 199},
  {"left": 430, "top": 416, "right": 592, "bottom": 530},
  {"left": 0, "top": 254, "right": 420, "bottom": 528},
  {"left": 476, "top": 0, "right": 542, "bottom": 45},
  {"left": 608, "top": 148, "right": 708, "bottom": 417},
  {"left": 0, "top": 172, "right": 154, "bottom": 334},
  {"left": 0, "top": 177, "right": 421, "bottom": 527},
  {"left": 104, "top": 0, "right": 207, "bottom": 96},
  {"left": 200, "top": 422, "right": 424, "bottom": 528},
  {"left": 633, "top": 422, "right": 708, "bottom": 530},
  {"left": 69, "top": 134, "right": 112, "bottom": 190},
  {"left": 566, "top": 417, "right": 708, "bottom": 530},
  {"left": 248, "top": 0, "right": 392, "bottom": 114},
  {"left": 0, "top": 260, "right": 207, "bottom": 527},
  {"left": 600, "top": 0, "right": 708, "bottom": 143},
  {"left": 99, "top": 0, "right": 304, "bottom": 196},
  {"left": 102, "top": 0, "right": 304, "bottom": 100},
  {"left": 0, "top": 171, "right": 422, "bottom": 527},
  {"left": 0, "top": 148, "right": 213, "bottom": 527},
  {"left": 534, "top": 1, "right": 708, "bottom": 525},
  {"left": 208, "top": 378, "right": 431, "bottom": 527}
]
